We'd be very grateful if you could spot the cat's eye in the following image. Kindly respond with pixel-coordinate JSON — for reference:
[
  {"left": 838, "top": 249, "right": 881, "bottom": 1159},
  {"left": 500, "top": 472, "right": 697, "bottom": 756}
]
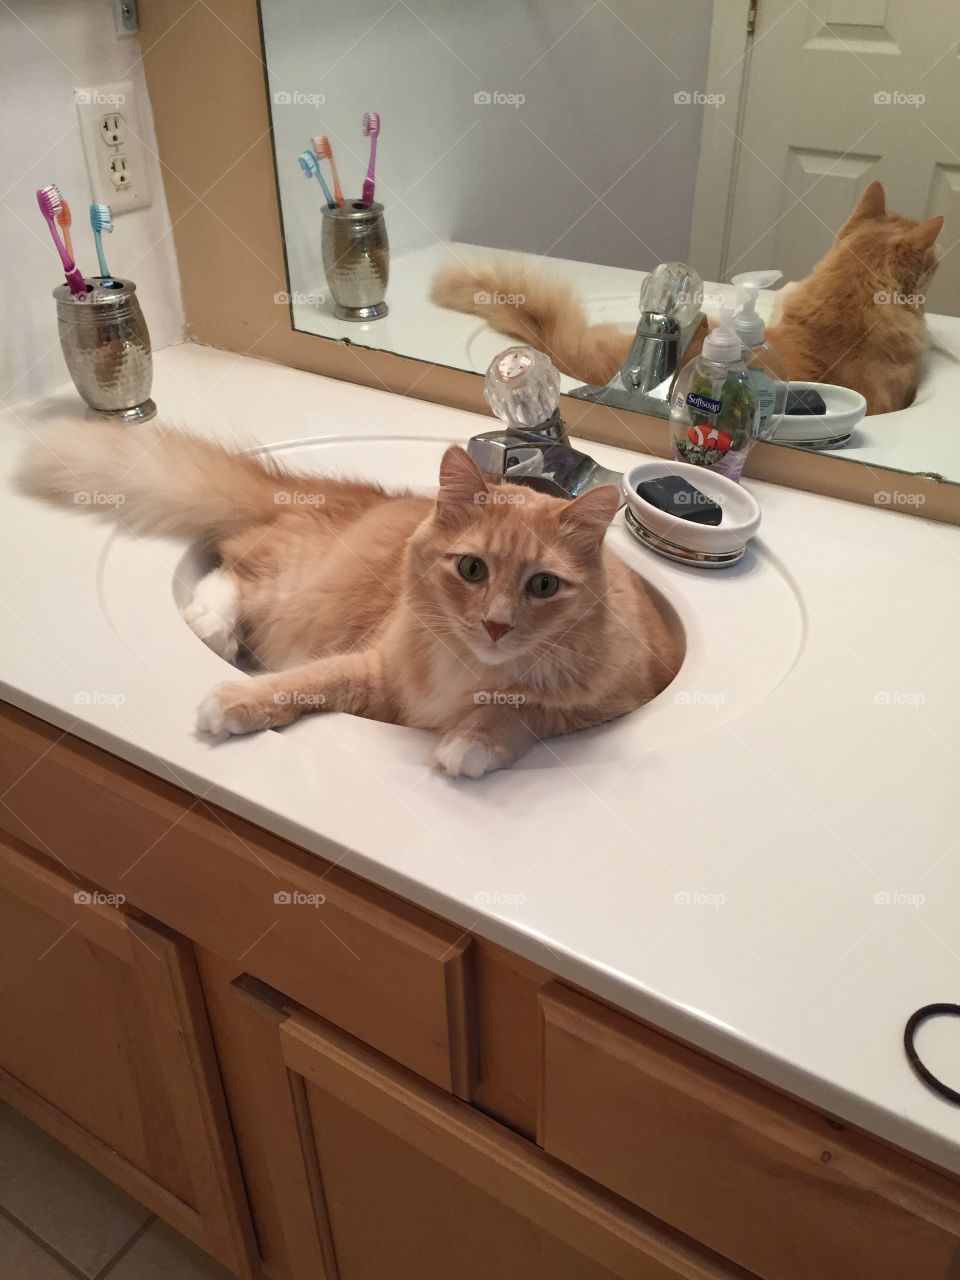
[
  {"left": 526, "top": 572, "right": 560, "bottom": 598},
  {"left": 457, "top": 555, "right": 488, "bottom": 583}
]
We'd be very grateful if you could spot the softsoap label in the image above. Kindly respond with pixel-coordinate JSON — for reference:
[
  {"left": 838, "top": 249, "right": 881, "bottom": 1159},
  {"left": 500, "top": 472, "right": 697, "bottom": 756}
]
[{"left": 687, "top": 391, "right": 722, "bottom": 416}]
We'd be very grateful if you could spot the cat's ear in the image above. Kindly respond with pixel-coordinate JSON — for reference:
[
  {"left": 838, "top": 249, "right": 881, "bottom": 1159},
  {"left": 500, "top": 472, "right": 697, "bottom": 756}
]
[
  {"left": 838, "top": 181, "right": 886, "bottom": 236},
  {"left": 557, "top": 484, "right": 620, "bottom": 554},
  {"left": 435, "top": 446, "right": 487, "bottom": 528},
  {"left": 904, "top": 215, "right": 943, "bottom": 253}
]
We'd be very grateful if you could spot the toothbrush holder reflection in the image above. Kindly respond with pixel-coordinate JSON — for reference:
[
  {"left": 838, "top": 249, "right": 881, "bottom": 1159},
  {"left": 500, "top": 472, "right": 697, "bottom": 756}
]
[
  {"left": 321, "top": 200, "right": 389, "bottom": 321},
  {"left": 54, "top": 277, "right": 156, "bottom": 423}
]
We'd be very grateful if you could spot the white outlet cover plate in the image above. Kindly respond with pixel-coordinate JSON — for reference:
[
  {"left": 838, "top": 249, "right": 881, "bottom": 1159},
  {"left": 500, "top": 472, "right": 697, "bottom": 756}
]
[{"left": 75, "top": 79, "right": 152, "bottom": 214}]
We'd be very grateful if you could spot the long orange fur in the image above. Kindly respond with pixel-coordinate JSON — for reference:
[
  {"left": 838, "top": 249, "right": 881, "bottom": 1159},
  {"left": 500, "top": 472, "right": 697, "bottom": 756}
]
[
  {"left": 431, "top": 182, "right": 942, "bottom": 416},
  {"left": 20, "top": 422, "right": 680, "bottom": 777}
]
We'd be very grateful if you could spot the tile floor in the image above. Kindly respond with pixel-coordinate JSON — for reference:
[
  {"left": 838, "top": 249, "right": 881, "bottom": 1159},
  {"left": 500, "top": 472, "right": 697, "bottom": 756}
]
[{"left": 0, "top": 1101, "right": 237, "bottom": 1279}]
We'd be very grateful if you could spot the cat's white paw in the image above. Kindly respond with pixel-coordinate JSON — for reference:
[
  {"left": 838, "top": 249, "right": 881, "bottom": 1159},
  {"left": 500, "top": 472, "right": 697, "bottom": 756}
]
[
  {"left": 432, "top": 733, "right": 500, "bottom": 779},
  {"left": 184, "top": 570, "right": 239, "bottom": 662},
  {"left": 195, "top": 683, "right": 252, "bottom": 739}
]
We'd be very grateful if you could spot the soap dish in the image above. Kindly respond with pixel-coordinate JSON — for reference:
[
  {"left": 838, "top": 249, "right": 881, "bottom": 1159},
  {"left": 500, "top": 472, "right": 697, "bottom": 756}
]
[
  {"left": 621, "top": 460, "right": 761, "bottom": 569},
  {"left": 775, "top": 381, "right": 866, "bottom": 449}
]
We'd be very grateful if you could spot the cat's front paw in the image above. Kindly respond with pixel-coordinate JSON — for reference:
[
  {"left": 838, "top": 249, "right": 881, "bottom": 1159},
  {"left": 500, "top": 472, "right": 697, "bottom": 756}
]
[
  {"left": 196, "top": 680, "right": 276, "bottom": 739},
  {"left": 432, "top": 732, "right": 504, "bottom": 779}
]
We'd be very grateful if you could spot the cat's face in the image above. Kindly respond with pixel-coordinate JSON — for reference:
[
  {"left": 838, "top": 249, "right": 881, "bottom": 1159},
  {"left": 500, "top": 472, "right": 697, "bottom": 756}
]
[
  {"left": 837, "top": 181, "right": 943, "bottom": 301},
  {"left": 407, "top": 448, "right": 619, "bottom": 669}
]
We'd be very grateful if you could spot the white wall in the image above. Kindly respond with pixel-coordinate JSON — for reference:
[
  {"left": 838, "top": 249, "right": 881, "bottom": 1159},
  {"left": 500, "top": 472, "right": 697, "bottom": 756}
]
[
  {"left": 0, "top": 0, "right": 183, "bottom": 407},
  {"left": 262, "top": 0, "right": 713, "bottom": 297}
]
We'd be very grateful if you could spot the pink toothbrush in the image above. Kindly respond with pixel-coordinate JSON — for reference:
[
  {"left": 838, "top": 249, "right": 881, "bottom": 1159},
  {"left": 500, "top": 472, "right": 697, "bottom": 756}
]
[
  {"left": 361, "top": 112, "right": 381, "bottom": 207},
  {"left": 37, "top": 185, "right": 87, "bottom": 297}
]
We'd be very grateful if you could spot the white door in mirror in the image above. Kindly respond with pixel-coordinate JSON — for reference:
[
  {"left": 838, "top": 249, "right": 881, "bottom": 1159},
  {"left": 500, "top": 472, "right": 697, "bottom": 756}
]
[{"left": 75, "top": 79, "right": 152, "bottom": 214}]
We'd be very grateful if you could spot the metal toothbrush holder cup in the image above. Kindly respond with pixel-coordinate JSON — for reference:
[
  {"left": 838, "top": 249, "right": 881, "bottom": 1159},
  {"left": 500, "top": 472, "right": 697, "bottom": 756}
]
[
  {"left": 321, "top": 201, "right": 389, "bottom": 321},
  {"left": 54, "top": 277, "right": 156, "bottom": 423}
]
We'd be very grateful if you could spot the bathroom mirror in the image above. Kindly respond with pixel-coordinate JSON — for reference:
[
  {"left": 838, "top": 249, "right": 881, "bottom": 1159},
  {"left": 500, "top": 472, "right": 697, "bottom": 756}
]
[{"left": 260, "top": 0, "right": 960, "bottom": 489}]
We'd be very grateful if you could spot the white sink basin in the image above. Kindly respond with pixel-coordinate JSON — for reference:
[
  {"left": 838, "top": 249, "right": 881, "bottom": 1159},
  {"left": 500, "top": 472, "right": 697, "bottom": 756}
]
[{"left": 98, "top": 434, "right": 805, "bottom": 771}]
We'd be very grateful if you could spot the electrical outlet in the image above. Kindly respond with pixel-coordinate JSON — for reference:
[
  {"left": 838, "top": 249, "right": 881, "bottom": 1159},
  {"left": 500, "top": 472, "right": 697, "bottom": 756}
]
[{"left": 76, "top": 79, "right": 152, "bottom": 214}]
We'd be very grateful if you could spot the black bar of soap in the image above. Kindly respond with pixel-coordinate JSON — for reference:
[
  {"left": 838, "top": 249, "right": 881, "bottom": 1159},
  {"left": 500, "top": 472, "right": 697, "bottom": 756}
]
[
  {"left": 785, "top": 388, "right": 827, "bottom": 416},
  {"left": 636, "top": 475, "right": 723, "bottom": 526}
]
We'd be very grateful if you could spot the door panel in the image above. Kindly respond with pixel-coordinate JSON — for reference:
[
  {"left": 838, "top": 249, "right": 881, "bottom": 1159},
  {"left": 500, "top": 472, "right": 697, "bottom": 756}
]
[{"left": 0, "top": 835, "right": 257, "bottom": 1278}]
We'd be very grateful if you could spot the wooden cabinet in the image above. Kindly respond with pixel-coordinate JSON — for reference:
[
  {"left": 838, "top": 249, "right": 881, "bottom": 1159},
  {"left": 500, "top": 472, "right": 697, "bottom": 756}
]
[
  {"left": 1, "top": 700, "right": 959, "bottom": 1280},
  {"left": 0, "top": 833, "right": 256, "bottom": 1278},
  {"left": 238, "top": 980, "right": 749, "bottom": 1280},
  {"left": 538, "top": 984, "right": 960, "bottom": 1280}
]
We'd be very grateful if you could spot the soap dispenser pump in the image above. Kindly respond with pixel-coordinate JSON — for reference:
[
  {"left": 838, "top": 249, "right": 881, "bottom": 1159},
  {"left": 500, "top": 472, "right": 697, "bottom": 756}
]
[
  {"left": 668, "top": 309, "right": 759, "bottom": 481},
  {"left": 731, "top": 270, "right": 788, "bottom": 441}
]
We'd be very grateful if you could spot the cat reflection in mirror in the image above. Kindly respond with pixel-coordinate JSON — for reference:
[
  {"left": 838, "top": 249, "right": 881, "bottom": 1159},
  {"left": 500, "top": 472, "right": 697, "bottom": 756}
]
[
  {"left": 433, "top": 182, "right": 943, "bottom": 416},
  {"left": 21, "top": 426, "right": 680, "bottom": 778}
]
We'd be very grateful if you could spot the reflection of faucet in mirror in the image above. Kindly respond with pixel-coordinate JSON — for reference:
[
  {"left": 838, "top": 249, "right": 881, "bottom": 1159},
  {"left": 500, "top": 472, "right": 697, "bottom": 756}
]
[
  {"left": 467, "top": 346, "right": 623, "bottom": 501},
  {"left": 569, "top": 262, "right": 705, "bottom": 417}
]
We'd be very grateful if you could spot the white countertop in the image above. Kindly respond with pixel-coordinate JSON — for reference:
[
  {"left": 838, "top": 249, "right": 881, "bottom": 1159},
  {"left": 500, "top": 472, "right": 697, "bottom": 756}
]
[
  {"left": 4, "top": 343, "right": 960, "bottom": 1175},
  {"left": 293, "top": 241, "right": 960, "bottom": 484}
]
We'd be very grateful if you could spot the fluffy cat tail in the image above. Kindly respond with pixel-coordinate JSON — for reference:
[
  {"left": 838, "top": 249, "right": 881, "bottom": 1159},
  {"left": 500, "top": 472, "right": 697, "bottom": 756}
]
[
  {"left": 18, "top": 417, "right": 340, "bottom": 540},
  {"left": 431, "top": 257, "right": 631, "bottom": 387}
]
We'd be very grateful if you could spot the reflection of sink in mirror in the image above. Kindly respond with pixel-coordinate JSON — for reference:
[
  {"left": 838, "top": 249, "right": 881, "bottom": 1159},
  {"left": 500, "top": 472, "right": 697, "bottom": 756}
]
[{"left": 102, "top": 435, "right": 804, "bottom": 771}]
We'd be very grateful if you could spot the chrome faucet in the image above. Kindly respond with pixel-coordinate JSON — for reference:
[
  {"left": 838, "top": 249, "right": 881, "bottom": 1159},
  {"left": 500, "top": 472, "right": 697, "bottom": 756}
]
[
  {"left": 467, "top": 346, "right": 622, "bottom": 500},
  {"left": 568, "top": 261, "right": 705, "bottom": 417}
]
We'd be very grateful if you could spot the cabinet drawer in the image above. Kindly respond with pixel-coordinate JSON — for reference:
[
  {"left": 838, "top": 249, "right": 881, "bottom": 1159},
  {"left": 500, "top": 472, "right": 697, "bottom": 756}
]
[
  {"left": 538, "top": 985, "right": 960, "bottom": 1280},
  {"left": 0, "top": 702, "right": 474, "bottom": 1094},
  {"left": 245, "top": 982, "right": 751, "bottom": 1280}
]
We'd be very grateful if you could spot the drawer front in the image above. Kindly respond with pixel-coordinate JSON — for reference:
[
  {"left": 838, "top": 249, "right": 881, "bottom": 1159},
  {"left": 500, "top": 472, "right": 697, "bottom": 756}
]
[
  {"left": 0, "top": 702, "right": 474, "bottom": 1094},
  {"left": 539, "top": 985, "right": 960, "bottom": 1280}
]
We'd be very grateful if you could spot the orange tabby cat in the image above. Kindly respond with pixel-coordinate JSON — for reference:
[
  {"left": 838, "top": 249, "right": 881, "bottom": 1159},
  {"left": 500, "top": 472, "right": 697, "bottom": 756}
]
[
  {"left": 431, "top": 182, "right": 942, "bottom": 415},
  {"left": 22, "top": 422, "right": 680, "bottom": 777}
]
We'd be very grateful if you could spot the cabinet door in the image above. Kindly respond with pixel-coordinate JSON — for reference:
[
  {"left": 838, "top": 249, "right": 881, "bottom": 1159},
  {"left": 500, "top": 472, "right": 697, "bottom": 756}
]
[
  {"left": 239, "top": 982, "right": 747, "bottom": 1280},
  {"left": 0, "top": 835, "right": 257, "bottom": 1279}
]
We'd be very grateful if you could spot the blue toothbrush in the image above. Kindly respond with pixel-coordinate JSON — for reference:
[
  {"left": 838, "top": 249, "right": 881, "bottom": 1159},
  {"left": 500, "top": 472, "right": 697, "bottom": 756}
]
[
  {"left": 298, "top": 150, "right": 335, "bottom": 208},
  {"left": 89, "top": 203, "right": 115, "bottom": 282}
]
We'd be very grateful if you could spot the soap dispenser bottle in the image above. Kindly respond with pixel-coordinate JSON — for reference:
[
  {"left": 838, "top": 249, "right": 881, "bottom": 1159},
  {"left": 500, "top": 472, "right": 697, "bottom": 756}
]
[
  {"left": 668, "top": 313, "right": 759, "bottom": 481},
  {"left": 731, "top": 269, "right": 788, "bottom": 441}
]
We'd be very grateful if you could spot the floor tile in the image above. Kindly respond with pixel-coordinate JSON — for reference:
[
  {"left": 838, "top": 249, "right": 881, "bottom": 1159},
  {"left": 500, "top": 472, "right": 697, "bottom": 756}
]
[
  {"left": 0, "top": 1215, "right": 77, "bottom": 1280},
  {"left": 0, "top": 1102, "right": 150, "bottom": 1277},
  {"left": 105, "top": 1220, "right": 236, "bottom": 1280}
]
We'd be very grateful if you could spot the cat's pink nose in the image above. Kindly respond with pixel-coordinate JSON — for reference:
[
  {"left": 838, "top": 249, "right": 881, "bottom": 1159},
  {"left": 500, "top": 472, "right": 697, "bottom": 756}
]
[{"left": 483, "top": 619, "right": 513, "bottom": 642}]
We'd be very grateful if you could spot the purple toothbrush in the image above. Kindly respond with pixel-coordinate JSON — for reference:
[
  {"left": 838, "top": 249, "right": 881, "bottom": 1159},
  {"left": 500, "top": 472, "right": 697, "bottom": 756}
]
[
  {"left": 37, "top": 185, "right": 87, "bottom": 297},
  {"left": 361, "top": 112, "right": 381, "bottom": 207}
]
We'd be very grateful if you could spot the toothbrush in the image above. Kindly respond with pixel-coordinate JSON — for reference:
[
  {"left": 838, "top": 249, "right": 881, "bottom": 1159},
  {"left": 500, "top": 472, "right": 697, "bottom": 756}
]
[
  {"left": 90, "top": 203, "right": 115, "bottom": 281},
  {"left": 36, "top": 186, "right": 87, "bottom": 297},
  {"left": 312, "top": 136, "right": 345, "bottom": 208},
  {"left": 298, "top": 150, "right": 335, "bottom": 208},
  {"left": 361, "top": 112, "right": 380, "bottom": 207},
  {"left": 56, "top": 197, "right": 74, "bottom": 264}
]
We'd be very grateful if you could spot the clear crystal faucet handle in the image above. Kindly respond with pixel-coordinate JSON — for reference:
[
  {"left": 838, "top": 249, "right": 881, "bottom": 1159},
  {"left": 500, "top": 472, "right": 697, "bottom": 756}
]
[{"left": 483, "top": 345, "right": 561, "bottom": 431}]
